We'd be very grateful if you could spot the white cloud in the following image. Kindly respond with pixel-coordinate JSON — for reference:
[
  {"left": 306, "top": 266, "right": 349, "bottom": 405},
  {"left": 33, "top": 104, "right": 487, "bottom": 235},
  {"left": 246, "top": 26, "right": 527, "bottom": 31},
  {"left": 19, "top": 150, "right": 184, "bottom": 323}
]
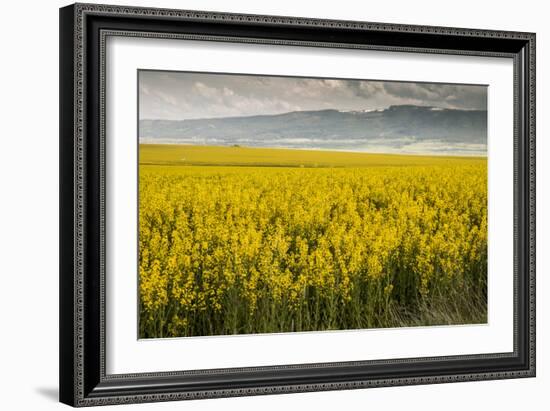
[{"left": 139, "top": 70, "right": 487, "bottom": 120}]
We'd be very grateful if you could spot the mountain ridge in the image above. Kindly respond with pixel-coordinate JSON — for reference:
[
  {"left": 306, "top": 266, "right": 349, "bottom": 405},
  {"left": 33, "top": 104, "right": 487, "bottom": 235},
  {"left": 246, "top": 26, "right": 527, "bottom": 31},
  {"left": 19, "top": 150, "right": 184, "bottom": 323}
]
[{"left": 139, "top": 105, "right": 487, "bottom": 155}]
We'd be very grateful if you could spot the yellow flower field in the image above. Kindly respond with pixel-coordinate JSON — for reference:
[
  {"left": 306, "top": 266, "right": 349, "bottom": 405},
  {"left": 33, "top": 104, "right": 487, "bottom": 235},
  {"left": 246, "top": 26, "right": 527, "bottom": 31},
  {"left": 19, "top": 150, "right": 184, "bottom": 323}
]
[{"left": 139, "top": 144, "right": 487, "bottom": 338}]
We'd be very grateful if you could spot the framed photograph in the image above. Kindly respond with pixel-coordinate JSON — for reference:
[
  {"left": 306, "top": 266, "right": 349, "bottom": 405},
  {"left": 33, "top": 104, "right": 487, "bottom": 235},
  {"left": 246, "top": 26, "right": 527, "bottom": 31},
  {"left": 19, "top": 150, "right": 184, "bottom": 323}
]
[{"left": 59, "top": 3, "right": 536, "bottom": 407}]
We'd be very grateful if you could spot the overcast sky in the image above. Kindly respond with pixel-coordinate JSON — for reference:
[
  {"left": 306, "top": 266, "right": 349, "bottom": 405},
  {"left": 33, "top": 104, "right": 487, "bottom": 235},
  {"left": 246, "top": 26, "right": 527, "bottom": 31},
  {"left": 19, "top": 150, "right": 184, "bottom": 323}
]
[{"left": 139, "top": 70, "right": 487, "bottom": 121}]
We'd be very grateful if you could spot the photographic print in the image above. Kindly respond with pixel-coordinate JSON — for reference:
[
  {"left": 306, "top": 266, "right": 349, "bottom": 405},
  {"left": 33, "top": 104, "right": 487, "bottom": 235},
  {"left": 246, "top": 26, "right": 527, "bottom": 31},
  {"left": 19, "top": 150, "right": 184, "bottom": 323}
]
[
  {"left": 138, "top": 70, "right": 488, "bottom": 339},
  {"left": 60, "top": 6, "right": 535, "bottom": 404}
]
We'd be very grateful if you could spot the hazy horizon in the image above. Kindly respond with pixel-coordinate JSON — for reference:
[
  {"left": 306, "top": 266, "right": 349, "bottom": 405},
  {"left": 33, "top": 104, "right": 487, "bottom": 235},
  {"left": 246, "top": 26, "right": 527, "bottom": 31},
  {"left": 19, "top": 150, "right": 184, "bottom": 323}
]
[{"left": 139, "top": 71, "right": 487, "bottom": 156}]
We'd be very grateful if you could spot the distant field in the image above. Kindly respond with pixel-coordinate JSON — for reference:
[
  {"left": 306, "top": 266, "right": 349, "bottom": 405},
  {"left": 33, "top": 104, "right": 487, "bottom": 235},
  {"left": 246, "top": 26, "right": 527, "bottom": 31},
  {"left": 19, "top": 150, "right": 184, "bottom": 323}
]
[
  {"left": 138, "top": 144, "right": 487, "bottom": 338},
  {"left": 139, "top": 144, "right": 486, "bottom": 168}
]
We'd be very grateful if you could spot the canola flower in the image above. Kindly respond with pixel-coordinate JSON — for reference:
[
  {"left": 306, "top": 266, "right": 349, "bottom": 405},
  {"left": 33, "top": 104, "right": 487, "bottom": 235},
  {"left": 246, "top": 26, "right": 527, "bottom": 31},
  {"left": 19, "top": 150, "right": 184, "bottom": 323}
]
[{"left": 139, "top": 147, "right": 487, "bottom": 338}]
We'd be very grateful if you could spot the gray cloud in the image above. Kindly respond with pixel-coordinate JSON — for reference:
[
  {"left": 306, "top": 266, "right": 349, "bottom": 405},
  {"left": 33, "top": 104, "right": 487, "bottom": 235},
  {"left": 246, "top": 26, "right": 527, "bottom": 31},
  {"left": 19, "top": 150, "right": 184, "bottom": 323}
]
[
  {"left": 381, "top": 83, "right": 487, "bottom": 110},
  {"left": 139, "top": 70, "right": 487, "bottom": 120}
]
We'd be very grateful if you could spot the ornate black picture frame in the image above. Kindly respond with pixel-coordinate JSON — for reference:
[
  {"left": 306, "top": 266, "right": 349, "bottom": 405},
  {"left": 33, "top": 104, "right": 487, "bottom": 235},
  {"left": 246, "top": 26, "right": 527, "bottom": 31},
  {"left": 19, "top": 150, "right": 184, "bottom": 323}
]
[{"left": 59, "top": 3, "right": 535, "bottom": 407}]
